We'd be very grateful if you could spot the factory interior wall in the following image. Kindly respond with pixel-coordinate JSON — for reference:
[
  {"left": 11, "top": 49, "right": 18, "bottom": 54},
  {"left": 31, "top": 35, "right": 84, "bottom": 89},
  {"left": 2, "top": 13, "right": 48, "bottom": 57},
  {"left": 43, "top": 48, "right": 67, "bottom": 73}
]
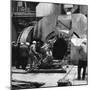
[
  {"left": 37, "top": 15, "right": 58, "bottom": 41},
  {"left": 36, "top": 3, "right": 61, "bottom": 41},
  {"left": 72, "top": 14, "right": 87, "bottom": 37},
  {"left": 36, "top": 3, "right": 61, "bottom": 17},
  {"left": 12, "top": 23, "right": 18, "bottom": 42}
]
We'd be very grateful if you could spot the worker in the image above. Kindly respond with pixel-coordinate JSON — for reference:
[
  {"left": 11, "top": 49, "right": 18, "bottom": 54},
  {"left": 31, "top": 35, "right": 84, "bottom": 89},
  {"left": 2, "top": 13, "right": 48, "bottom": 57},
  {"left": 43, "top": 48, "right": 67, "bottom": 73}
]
[{"left": 77, "top": 40, "right": 87, "bottom": 80}]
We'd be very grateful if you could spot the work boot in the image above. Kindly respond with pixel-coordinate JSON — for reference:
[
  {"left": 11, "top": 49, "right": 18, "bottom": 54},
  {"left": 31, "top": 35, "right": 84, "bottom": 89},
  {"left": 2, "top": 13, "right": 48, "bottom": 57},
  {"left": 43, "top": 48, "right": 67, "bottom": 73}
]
[
  {"left": 77, "top": 76, "right": 81, "bottom": 80},
  {"left": 82, "top": 76, "right": 85, "bottom": 80}
]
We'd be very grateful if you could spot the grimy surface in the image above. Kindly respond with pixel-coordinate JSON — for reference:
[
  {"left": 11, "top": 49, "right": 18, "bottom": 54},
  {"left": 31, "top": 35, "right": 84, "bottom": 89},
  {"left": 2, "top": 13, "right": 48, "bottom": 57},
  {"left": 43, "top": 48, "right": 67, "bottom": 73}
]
[{"left": 11, "top": 65, "right": 87, "bottom": 88}]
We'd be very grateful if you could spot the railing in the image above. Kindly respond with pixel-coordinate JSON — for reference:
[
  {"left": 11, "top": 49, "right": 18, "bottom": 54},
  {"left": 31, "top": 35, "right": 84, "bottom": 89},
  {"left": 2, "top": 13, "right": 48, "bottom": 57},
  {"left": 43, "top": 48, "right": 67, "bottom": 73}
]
[{"left": 12, "top": 8, "right": 36, "bottom": 17}]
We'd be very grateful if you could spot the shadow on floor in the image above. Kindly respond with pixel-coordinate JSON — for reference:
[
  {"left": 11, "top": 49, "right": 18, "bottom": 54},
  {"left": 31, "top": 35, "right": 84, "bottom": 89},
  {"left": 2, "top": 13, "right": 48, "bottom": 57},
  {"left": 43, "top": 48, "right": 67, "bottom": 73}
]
[{"left": 11, "top": 80, "right": 45, "bottom": 90}]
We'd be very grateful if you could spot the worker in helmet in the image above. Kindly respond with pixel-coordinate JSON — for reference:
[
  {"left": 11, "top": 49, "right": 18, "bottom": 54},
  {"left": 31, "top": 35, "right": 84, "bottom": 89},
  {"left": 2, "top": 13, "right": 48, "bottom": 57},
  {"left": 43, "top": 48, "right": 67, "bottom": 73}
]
[
  {"left": 28, "top": 41, "right": 40, "bottom": 71},
  {"left": 77, "top": 40, "right": 87, "bottom": 80}
]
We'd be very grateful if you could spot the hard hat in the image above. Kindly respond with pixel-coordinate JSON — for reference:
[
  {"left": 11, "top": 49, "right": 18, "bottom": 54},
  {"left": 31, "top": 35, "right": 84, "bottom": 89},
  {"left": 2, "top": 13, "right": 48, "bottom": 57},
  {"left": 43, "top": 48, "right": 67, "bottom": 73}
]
[
  {"left": 21, "top": 42, "right": 24, "bottom": 45},
  {"left": 26, "top": 42, "right": 30, "bottom": 46},
  {"left": 32, "top": 41, "right": 36, "bottom": 44}
]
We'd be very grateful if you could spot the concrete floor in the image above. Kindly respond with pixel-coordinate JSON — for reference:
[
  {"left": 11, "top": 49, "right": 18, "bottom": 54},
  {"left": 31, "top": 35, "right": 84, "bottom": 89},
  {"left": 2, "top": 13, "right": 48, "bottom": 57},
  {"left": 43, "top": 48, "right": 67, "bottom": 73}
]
[{"left": 11, "top": 65, "right": 88, "bottom": 89}]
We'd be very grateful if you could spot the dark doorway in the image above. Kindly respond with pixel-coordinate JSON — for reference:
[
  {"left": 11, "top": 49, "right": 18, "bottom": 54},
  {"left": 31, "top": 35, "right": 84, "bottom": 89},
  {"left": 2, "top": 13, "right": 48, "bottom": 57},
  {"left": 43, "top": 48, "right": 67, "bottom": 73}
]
[{"left": 53, "top": 38, "right": 68, "bottom": 59}]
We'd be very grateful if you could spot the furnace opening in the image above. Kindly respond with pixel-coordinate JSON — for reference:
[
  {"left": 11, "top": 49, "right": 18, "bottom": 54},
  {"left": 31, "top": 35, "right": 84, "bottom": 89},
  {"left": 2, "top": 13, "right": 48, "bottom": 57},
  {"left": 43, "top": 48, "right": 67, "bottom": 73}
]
[{"left": 53, "top": 38, "right": 68, "bottom": 59}]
